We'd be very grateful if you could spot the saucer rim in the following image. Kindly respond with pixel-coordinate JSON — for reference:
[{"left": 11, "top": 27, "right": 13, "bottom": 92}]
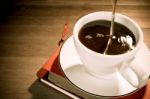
[{"left": 59, "top": 36, "right": 144, "bottom": 97}]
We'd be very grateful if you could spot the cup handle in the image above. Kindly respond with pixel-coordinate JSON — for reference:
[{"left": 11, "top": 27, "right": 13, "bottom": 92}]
[{"left": 120, "top": 58, "right": 150, "bottom": 88}]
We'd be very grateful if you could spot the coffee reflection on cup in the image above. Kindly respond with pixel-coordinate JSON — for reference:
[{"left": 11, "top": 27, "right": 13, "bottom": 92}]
[{"left": 73, "top": 12, "right": 150, "bottom": 88}]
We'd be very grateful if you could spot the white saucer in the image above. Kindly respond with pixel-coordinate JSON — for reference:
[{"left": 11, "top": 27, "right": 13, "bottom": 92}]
[{"left": 59, "top": 36, "right": 150, "bottom": 97}]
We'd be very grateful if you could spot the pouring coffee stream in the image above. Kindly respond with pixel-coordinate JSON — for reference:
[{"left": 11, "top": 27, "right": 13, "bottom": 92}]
[
  {"left": 103, "top": 0, "right": 134, "bottom": 54},
  {"left": 103, "top": 0, "right": 117, "bottom": 54}
]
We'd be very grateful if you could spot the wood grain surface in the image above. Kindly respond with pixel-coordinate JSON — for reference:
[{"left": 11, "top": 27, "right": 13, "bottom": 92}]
[{"left": 0, "top": 0, "right": 149, "bottom": 99}]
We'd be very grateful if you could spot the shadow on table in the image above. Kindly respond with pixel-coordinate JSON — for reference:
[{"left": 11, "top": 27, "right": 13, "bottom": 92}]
[{"left": 28, "top": 79, "right": 69, "bottom": 99}]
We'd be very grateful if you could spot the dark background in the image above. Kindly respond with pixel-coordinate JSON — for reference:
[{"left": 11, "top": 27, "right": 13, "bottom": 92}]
[{"left": 0, "top": 0, "right": 15, "bottom": 22}]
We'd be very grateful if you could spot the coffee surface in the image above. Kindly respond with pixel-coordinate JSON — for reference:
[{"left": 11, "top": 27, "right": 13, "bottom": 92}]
[{"left": 79, "top": 20, "right": 136, "bottom": 55}]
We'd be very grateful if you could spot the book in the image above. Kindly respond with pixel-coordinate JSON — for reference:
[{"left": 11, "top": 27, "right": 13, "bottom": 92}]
[
  {"left": 41, "top": 56, "right": 106, "bottom": 99},
  {"left": 39, "top": 56, "right": 148, "bottom": 99}
]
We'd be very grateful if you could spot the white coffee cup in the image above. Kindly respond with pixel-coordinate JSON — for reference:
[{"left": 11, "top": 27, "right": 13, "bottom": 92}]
[{"left": 73, "top": 12, "right": 150, "bottom": 88}]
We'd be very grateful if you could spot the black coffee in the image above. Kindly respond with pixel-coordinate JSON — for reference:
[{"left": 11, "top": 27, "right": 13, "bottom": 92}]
[{"left": 79, "top": 20, "right": 136, "bottom": 55}]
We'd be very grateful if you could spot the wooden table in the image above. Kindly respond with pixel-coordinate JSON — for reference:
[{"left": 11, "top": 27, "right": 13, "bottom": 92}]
[{"left": 0, "top": 0, "right": 149, "bottom": 99}]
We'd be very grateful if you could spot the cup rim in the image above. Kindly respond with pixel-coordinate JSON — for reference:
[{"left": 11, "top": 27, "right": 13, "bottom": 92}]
[{"left": 73, "top": 11, "right": 143, "bottom": 58}]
